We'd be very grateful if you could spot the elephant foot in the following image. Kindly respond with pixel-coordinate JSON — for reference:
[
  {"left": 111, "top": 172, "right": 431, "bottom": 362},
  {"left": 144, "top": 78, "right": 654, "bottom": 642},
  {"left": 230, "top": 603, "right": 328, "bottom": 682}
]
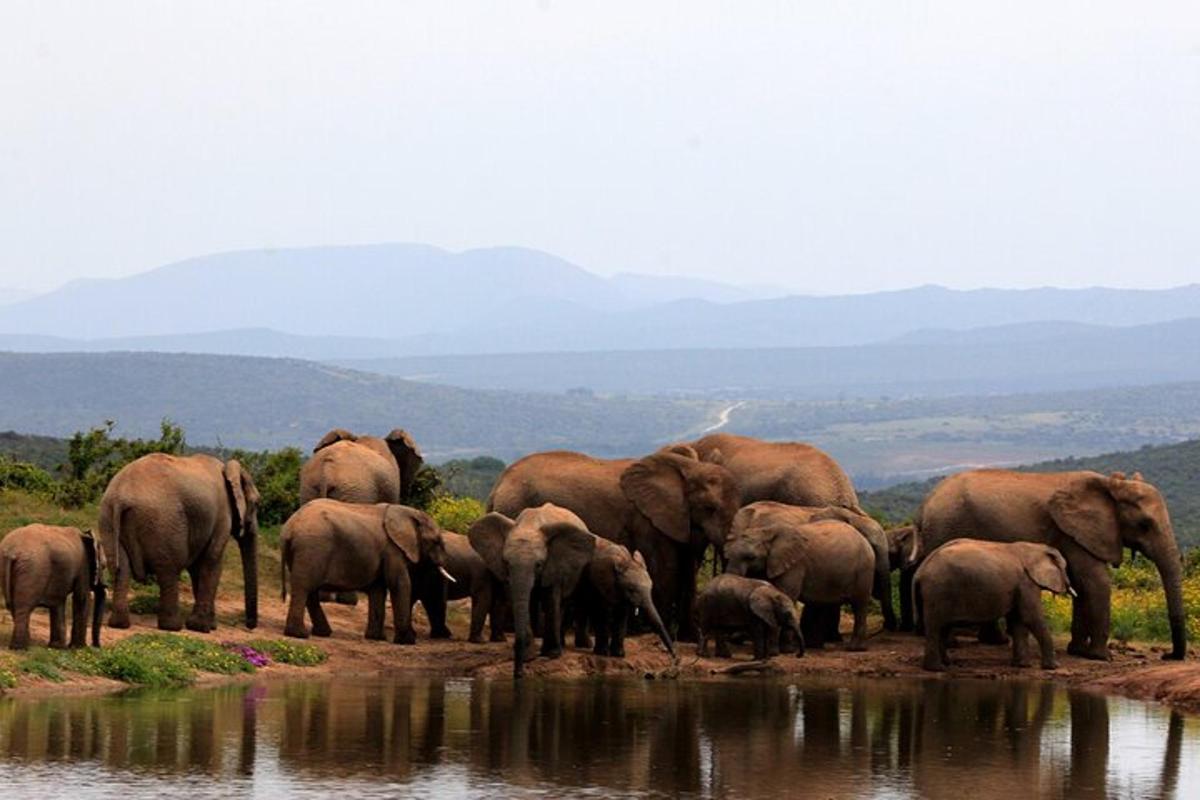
[
  {"left": 575, "top": 635, "right": 593, "bottom": 650},
  {"left": 49, "top": 640, "right": 67, "bottom": 650},
  {"left": 1041, "top": 659, "right": 1058, "bottom": 670},
  {"left": 489, "top": 632, "right": 507, "bottom": 643},
  {"left": 541, "top": 645, "right": 563, "bottom": 659},
  {"left": 157, "top": 618, "right": 184, "bottom": 633},
  {"left": 108, "top": 611, "right": 131, "bottom": 629},
  {"left": 9, "top": 641, "right": 28, "bottom": 652},
  {"left": 186, "top": 617, "right": 215, "bottom": 633},
  {"left": 611, "top": 645, "right": 626, "bottom": 658},
  {"left": 284, "top": 624, "right": 310, "bottom": 639},
  {"left": 922, "top": 659, "right": 947, "bottom": 672},
  {"left": 1012, "top": 657, "right": 1033, "bottom": 668},
  {"left": 468, "top": 634, "right": 485, "bottom": 644},
  {"left": 845, "top": 641, "right": 867, "bottom": 652},
  {"left": 393, "top": 629, "right": 417, "bottom": 645},
  {"left": 365, "top": 629, "right": 386, "bottom": 641},
  {"left": 430, "top": 628, "right": 453, "bottom": 640},
  {"left": 311, "top": 625, "right": 332, "bottom": 638}
]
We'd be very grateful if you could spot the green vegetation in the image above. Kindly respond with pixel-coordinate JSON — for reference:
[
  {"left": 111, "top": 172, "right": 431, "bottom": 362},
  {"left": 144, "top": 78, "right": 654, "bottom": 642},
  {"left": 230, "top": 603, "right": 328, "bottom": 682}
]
[
  {"left": 220, "top": 445, "right": 303, "bottom": 527},
  {"left": 861, "top": 438, "right": 1200, "bottom": 548},
  {"left": 427, "top": 494, "right": 487, "bottom": 534},
  {"left": 436, "top": 456, "right": 505, "bottom": 501},
  {"left": 246, "top": 638, "right": 327, "bottom": 666}
]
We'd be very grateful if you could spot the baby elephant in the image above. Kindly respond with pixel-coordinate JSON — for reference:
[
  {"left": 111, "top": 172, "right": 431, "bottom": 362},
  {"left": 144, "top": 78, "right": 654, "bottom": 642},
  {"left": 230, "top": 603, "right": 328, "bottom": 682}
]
[
  {"left": 914, "top": 540, "right": 1073, "bottom": 671},
  {"left": 569, "top": 539, "right": 675, "bottom": 659},
  {"left": 416, "top": 530, "right": 508, "bottom": 644},
  {"left": 696, "top": 574, "right": 803, "bottom": 660},
  {"left": 0, "top": 525, "right": 107, "bottom": 650}
]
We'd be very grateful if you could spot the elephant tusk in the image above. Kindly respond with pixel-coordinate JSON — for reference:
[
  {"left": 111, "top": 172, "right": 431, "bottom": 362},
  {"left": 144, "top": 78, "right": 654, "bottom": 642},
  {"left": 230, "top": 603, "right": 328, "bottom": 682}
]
[
  {"left": 438, "top": 566, "right": 457, "bottom": 583},
  {"left": 1067, "top": 586, "right": 1077, "bottom": 597}
]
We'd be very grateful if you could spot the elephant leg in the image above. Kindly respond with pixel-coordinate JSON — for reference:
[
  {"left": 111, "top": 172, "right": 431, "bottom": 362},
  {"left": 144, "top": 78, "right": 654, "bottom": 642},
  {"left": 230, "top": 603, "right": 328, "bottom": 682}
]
[
  {"left": 675, "top": 549, "right": 699, "bottom": 643},
  {"left": 876, "top": 572, "right": 898, "bottom": 632},
  {"left": 389, "top": 573, "right": 415, "bottom": 645},
  {"left": 467, "top": 587, "right": 488, "bottom": 644},
  {"left": 715, "top": 632, "right": 733, "bottom": 659},
  {"left": 573, "top": 610, "right": 593, "bottom": 650},
  {"left": 592, "top": 606, "right": 610, "bottom": 656},
  {"left": 1008, "top": 611, "right": 1032, "bottom": 667},
  {"left": 69, "top": 585, "right": 89, "bottom": 648},
  {"left": 49, "top": 601, "right": 68, "bottom": 648},
  {"left": 156, "top": 571, "right": 184, "bottom": 632},
  {"left": 899, "top": 567, "right": 915, "bottom": 632},
  {"left": 425, "top": 582, "right": 452, "bottom": 640},
  {"left": 778, "top": 626, "right": 796, "bottom": 654},
  {"left": 752, "top": 622, "right": 773, "bottom": 660},
  {"left": 365, "top": 585, "right": 387, "bottom": 640},
  {"left": 822, "top": 604, "right": 843, "bottom": 643},
  {"left": 922, "top": 615, "right": 947, "bottom": 671},
  {"left": 284, "top": 589, "right": 310, "bottom": 638},
  {"left": 1027, "top": 608, "right": 1058, "bottom": 670},
  {"left": 108, "top": 548, "right": 132, "bottom": 629},
  {"left": 697, "top": 628, "right": 711, "bottom": 658},
  {"left": 1069, "top": 559, "right": 1111, "bottom": 661},
  {"left": 307, "top": 592, "right": 332, "bottom": 637},
  {"left": 611, "top": 606, "right": 628, "bottom": 658},
  {"left": 978, "top": 619, "right": 1010, "bottom": 645},
  {"left": 847, "top": 600, "right": 868, "bottom": 652},
  {"left": 540, "top": 586, "right": 563, "bottom": 658},
  {"left": 800, "top": 604, "right": 826, "bottom": 650},
  {"left": 186, "top": 561, "right": 220, "bottom": 633},
  {"left": 9, "top": 607, "right": 31, "bottom": 650},
  {"left": 488, "top": 585, "right": 507, "bottom": 643}
]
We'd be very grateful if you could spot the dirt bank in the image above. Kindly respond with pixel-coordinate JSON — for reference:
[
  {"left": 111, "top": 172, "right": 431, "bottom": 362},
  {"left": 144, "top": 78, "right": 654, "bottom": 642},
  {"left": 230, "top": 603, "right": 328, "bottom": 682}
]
[{"left": 5, "top": 589, "right": 1200, "bottom": 713}]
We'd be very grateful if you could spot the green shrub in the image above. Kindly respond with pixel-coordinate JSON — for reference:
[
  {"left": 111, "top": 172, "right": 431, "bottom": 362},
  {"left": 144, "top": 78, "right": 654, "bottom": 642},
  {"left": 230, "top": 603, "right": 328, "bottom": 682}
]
[
  {"left": 0, "top": 457, "right": 56, "bottom": 497},
  {"left": 55, "top": 420, "right": 187, "bottom": 508},
  {"left": 247, "top": 638, "right": 327, "bottom": 666},
  {"left": 224, "top": 446, "right": 303, "bottom": 527},
  {"left": 129, "top": 582, "right": 161, "bottom": 615},
  {"left": 85, "top": 633, "right": 253, "bottom": 688},
  {"left": 427, "top": 494, "right": 486, "bottom": 534},
  {"left": 17, "top": 649, "right": 71, "bottom": 682}
]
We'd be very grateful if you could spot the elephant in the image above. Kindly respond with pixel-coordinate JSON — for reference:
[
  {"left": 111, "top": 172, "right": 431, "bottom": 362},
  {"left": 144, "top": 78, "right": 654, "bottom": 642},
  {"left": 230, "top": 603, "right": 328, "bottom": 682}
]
[
  {"left": 0, "top": 525, "right": 106, "bottom": 650},
  {"left": 487, "top": 448, "right": 740, "bottom": 640},
  {"left": 696, "top": 573, "right": 804, "bottom": 660},
  {"left": 886, "top": 524, "right": 917, "bottom": 630},
  {"left": 914, "top": 469, "right": 1186, "bottom": 661},
  {"left": 414, "top": 530, "right": 508, "bottom": 644},
  {"left": 299, "top": 428, "right": 423, "bottom": 506},
  {"left": 468, "top": 504, "right": 598, "bottom": 677},
  {"left": 688, "top": 434, "right": 894, "bottom": 629},
  {"left": 724, "top": 507, "right": 875, "bottom": 651},
  {"left": 100, "top": 453, "right": 259, "bottom": 632},
  {"left": 566, "top": 538, "right": 675, "bottom": 658},
  {"left": 279, "top": 499, "right": 453, "bottom": 643},
  {"left": 914, "top": 540, "right": 1073, "bottom": 671}
]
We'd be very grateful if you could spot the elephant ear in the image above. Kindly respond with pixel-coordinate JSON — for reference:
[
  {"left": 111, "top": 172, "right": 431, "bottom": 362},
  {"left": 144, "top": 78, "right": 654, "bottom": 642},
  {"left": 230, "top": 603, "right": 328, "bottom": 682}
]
[
  {"left": 620, "top": 455, "right": 691, "bottom": 544},
  {"left": 383, "top": 506, "right": 422, "bottom": 563},
  {"left": 385, "top": 429, "right": 424, "bottom": 504},
  {"left": 223, "top": 460, "right": 248, "bottom": 538},
  {"left": 765, "top": 529, "right": 806, "bottom": 580},
  {"left": 468, "top": 512, "right": 514, "bottom": 580},
  {"left": 1048, "top": 476, "right": 1123, "bottom": 566},
  {"left": 748, "top": 586, "right": 778, "bottom": 626},
  {"left": 80, "top": 530, "right": 104, "bottom": 588},
  {"left": 1021, "top": 547, "right": 1071, "bottom": 594},
  {"left": 314, "top": 428, "right": 356, "bottom": 453},
  {"left": 659, "top": 443, "right": 699, "bottom": 460},
  {"left": 542, "top": 518, "right": 597, "bottom": 594}
]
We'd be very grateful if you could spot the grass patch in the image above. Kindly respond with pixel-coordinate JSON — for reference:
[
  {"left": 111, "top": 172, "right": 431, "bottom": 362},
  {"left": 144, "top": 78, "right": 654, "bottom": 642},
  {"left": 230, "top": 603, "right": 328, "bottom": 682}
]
[{"left": 246, "top": 639, "right": 327, "bottom": 666}]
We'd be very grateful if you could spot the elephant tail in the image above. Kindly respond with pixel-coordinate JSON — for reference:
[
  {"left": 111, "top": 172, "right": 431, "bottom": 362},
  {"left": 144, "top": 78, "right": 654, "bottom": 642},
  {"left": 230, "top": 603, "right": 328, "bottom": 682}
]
[{"left": 0, "top": 553, "right": 12, "bottom": 615}]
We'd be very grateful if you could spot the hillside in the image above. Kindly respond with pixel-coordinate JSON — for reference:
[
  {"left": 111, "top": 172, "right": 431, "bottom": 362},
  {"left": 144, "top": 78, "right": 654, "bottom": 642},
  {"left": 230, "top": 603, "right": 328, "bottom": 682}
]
[
  {"left": 337, "top": 317, "right": 1200, "bottom": 398},
  {"left": 0, "top": 352, "right": 719, "bottom": 461},
  {"left": 860, "top": 439, "right": 1200, "bottom": 547}
]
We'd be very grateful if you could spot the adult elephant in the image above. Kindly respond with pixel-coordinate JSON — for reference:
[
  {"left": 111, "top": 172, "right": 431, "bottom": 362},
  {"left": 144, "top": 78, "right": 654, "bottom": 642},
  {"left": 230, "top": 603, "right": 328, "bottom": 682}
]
[
  {"left": 299, "top": 428, "right": 423, "bottom": 505},
  {"left": 469, "top": 504, "right": 598, "bottom": 677},
  {"left": 487, "top": 449, "right": 740, "bottom": 640},
  {"left": 100, "top": 454, "right": 259, "bottom": 632},
  {"left": 914, "top": 469, "right": 1186, "bottom": 661}
]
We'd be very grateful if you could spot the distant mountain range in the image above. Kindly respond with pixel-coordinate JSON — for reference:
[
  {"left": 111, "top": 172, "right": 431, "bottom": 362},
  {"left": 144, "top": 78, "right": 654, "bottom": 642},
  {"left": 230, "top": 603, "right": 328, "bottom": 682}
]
[{"left": 1, "top": 243, "right": 1198, "bottom": 356}]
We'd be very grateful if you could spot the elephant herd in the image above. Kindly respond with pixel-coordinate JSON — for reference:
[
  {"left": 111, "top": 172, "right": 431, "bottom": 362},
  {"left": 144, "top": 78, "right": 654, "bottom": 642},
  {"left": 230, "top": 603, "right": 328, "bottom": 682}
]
[{"left": 0, "top": 427, "right": 1187, "bottom": 678}]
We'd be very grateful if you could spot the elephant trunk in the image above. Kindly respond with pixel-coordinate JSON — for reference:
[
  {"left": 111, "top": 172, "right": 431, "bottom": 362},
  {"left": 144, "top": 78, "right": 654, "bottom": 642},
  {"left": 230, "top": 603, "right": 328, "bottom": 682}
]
[
  {"left": 1145, "top": 536, "right": 1187, "bottom": 660},
  {"left": 91, "top": 585, "right": 106, "bottom": 647},
  {"left": 642, "top": 598, "right": 675, "bottom": 658},
  {"left": 510, "top": 568, "right": 536, "bottom": 678},
  {"left": 239, "top": 522, "right": 259, "bottom": 630}
]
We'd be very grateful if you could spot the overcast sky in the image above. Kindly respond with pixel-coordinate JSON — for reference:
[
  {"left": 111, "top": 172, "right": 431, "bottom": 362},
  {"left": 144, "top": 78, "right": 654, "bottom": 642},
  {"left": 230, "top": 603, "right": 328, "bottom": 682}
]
[{"left": 2, "top": 1, "right": 1198, "bottom": 294}]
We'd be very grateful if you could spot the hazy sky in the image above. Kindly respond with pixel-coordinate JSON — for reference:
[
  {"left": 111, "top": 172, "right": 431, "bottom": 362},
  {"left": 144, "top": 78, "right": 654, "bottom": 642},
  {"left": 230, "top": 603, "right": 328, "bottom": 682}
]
[{"left": 2, "top": 2, "right": 1198, "bottom": 293}]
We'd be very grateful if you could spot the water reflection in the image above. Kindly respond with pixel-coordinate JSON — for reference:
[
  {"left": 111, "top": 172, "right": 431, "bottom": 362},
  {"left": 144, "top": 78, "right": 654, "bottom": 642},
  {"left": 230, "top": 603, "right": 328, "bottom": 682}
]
[{"left": 0, "top": 677, "right": 1192, "bottom": 799}]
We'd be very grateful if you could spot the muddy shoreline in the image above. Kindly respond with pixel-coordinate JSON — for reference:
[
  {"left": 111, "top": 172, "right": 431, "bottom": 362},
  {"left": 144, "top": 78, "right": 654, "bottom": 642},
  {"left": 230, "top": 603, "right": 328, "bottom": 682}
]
[{"left": 5, "top": 593, "right": 1200, "bottom": 714}]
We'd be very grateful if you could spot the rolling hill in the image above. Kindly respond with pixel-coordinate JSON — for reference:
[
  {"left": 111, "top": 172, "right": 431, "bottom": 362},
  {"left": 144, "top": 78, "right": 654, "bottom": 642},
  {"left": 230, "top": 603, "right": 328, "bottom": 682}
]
[{"left": 0, "top": 352, "right": 720, "bottom": 461}]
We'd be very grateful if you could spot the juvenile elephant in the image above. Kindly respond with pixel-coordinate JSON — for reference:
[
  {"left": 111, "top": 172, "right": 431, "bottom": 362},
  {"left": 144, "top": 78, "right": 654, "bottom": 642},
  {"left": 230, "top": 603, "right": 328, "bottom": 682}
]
[
  {"left": 0, "top": 525, "right": 106, "bottom": 650},
  {"left": 469, "top": 504, "right": 598, "bottom": 677},
  {"left": 696, "top": 574, "right": 804, "bottom": 660},
  {"left": 101, "top": 454, "right": 259, "bottom": 632},
  {"left": 724, "top": 509, "right": 875, "bottom": 651},
  {"left": 567, "top": 538, "right": 675, "bottom": 658},
  {"left": 914, "top": 540, "right": 1073, "bottom": 671},
  {"left": 415, "top": 530, "right": 507, "bottom": 644},
  {"left": 299, "top": 428, "right": 423, "bottom": 505},
  {"left": 488, "top": 449, "right": 740, "bottom": 640},
  {"left": 885, "top": 525, "right": 917, "bottom": 630},
  {"left": 915, "top": 469, "right": 1186, "bottom": 660},
  {"left": 280, "top": 499, "right": 452, "bottom": 643}
]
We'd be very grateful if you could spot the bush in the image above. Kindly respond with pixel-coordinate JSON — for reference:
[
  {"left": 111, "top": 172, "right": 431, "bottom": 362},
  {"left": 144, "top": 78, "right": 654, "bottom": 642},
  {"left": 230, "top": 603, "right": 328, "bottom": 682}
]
[
  {"left": 55, "top": 420, "right": 187, "bottom": 508},
  {"left": 247, "top": 639, "right": 327, "bottom": 666},
  {"left": 129, "top": 582, "right": 161, "bottom": 615},
  {"left": 0, "top": 457, "right": 56, "bottom": 497},
  {"left": 427, "top": 494, "right": 486, "bottom": 534},
  {"left": 224, "top": 446, "right": 303, "bottom": 527}
]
